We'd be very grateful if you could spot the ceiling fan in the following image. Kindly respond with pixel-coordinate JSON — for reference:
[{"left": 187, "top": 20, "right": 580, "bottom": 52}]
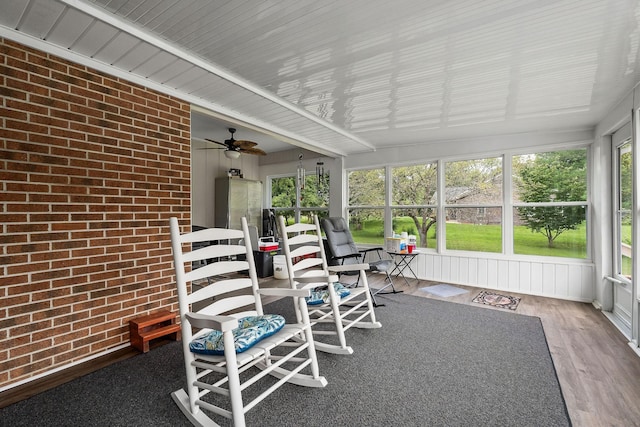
[{"left": 204, "top": 128, "right": 267, "bottom": 159}]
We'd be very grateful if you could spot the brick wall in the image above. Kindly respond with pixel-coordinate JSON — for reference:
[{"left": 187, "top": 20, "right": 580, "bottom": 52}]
[{"left": 0, "top": 38, "right": 191, "bottom": 389}]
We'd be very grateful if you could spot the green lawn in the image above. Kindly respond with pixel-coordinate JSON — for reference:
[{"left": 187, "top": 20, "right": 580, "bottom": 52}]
[
  {"left": 349, "top": 218, "right": 386, "bottom": 244},
  {"left": 445, "top": 223, "right": 502, "bottom": 253},
  {"left": 351, "top": 217, "right": 588, "bottom": 258},
  {"left": 513, "top": 224, "right": 587, "bottom": 258}
]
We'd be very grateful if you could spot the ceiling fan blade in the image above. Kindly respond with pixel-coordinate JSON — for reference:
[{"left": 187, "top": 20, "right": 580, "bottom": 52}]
[
  {"left": 205, "top": 138, "right": 228, "bottom": 147},
  {"left": 239, "top": 147, "right": 267, "bottom": 156},
  {"left": 232, "top": 140, "right": 258, "bottom": 149},
  {"left": 207, "top": 130, "right": 265, "bottom": 155}
]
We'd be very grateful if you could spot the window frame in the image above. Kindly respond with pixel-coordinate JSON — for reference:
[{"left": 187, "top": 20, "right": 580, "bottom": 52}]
[
  {"left": 267, "top": 172, "right": 330, "bottom": 223},
  {"left": 443, "top": 155, "right": 504, "bottom": 254},
  {"left": 344, "top": 143, "right": 591, "bottom": 261},
  {"left": 511, "top": 148, "right": 589, "bottom": 260},
  {"left": 390, "top": 163, "right": 439, "bottom": 249}
]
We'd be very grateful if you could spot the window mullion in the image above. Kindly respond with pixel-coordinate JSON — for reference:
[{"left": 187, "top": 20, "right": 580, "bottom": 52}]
[
  {"left": 385, "top": 165, "right": 392, "bottom": 238},
  {"left": 504, "top": 154, "right": 514, "bottom": 255},
  {"left": 437, "top": 159, "right": 446, "bottom": 252}
]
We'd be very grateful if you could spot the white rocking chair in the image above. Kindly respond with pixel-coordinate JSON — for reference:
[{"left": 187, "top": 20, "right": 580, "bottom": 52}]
[
  {"left": 169, "top": 217, "right": 327, "bottom": 427},
  {"left": 277, "top": 214, "right": 381, "bottom": 355}
]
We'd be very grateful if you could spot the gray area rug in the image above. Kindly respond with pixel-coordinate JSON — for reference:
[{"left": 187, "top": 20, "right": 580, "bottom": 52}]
[{"left": 0, "top": 293, "right": 570, "bottom": 426}]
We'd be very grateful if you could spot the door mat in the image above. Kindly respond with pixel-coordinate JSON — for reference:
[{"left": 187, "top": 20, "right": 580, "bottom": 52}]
[
  {"left": 472, "top": 290, "right": 521, "bottom": 310},
  {"left": 420, "top": 284, "right": 468, "bottom": 298}
]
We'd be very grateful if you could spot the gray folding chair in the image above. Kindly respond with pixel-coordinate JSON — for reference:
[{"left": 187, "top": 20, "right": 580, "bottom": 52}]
[{"left": 321, "top": 217, "right": 401, "bottom": 305}]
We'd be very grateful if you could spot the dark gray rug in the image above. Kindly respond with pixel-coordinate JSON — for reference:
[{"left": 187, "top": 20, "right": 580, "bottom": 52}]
[{"left": 0, "top": 293, "right": 570, "bottom": 426}]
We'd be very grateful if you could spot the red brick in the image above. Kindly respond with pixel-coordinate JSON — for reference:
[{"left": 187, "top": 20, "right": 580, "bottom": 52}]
[
  {"left": 7, "top": 261, "right": 50, "bottom": 276},
  {"left": 2, "top": 354, "right": 30, "bottom": 371},
  {"left": 10, "top": 319, "right": 53, "bottom": 337},
  {"left": 92, "top": 335, "right": 125, "bottom": 351},
  {"left": 0, "top": 294, "right": 30, "bottom": 308},
  {"left": 53, "top": 294, "right": 89, "bottom": 308},
  {"left": 73, "top": 332, "right": 106, "bottom": 349},
  {"left": 51, "top": 222, "right": 88, "bottom": 232},
  {"left": 31, "top": 287, "right": 71, "bottom": 302},
  {"left": 32, "top": 250, "right": 71, "bottom": 263},
  {"left": 0, "top": 37, "right": 191, "bottom": 388},
  {"left": 0, "top": 274, "right": 29, "bottom": 287}
]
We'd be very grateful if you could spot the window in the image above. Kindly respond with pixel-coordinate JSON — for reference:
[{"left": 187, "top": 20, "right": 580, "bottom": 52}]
[
  {"left": 391, "top": 163, "right": 437, "bottom": 248},
  {"left": 615, "top": 141, "right": 632, "bottom": 278},
  {"left": 270, "top": 176, "right": 296, "bottom": 223},
  {"left": 270, "top": 172, "right": 329, "bottom": 225},
  {"left": 444, "top": 157, "right": 503, "bottom": 253},
  {"left": 348, "top": 168, "right": 385, "bottom": 245},
  {"left": 300, "top": 172, "right": 330, "bottom": 223},
  {"left": 512, "top": 149, "right": 588, "bottom": 259},
  {"left": 611, "top": 125, "right": 633, "bottom": 332},
  {"left": 345, "top": 146, "right": 590, "bottom": 259}
]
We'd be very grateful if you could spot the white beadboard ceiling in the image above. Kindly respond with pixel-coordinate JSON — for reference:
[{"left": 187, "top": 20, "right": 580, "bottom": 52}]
[{"left": 2, "top": 0, "right": 640, "bottom": 157}]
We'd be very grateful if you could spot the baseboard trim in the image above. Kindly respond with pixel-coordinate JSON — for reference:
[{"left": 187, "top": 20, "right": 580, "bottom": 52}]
[{"left": 0, "top": 344, "right": 136, "bottom": 409}]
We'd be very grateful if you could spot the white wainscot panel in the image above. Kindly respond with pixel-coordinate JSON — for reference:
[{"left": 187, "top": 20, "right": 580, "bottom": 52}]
[
  {"left": 477, "top": 259, "right": 488, "bottom": 286},
  {"left": 530, "top": 262, "right": 543, "bottom": 294},
  {"left": 497, "top": 260, "right": 509, "bottom": 290},
  {"left": 555, "top": 264, "right": 570, "bottom": 297},
  {"left": 441, "top": 256, "right": 451, "bottom": 282},
  {"left": 518, "top": 262, "right": 532, "bottom": 294},
  {"left": 449, "top": 256, "right": 460, "bottom": 283},
  {"left": 431, "top": 253, "right": 442, "bottom": 279},
  {"left": 412, "top": 252, "right": 594, "bottom": 302},
  {"left": 458, "top": 257, "right": 469, "bottom": 284}
]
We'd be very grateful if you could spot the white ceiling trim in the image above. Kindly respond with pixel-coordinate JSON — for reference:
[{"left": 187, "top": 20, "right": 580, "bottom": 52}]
[
  {"left": 4, "top": 0, "right": 639, "bottom": 157},
  {"left": 58, "top": 0, "right": 375, "bottom": 154},
  {"left": 0, "top": 24, "right": 349, "bottom": 158},
  {"left": 189, "top": 105, "right": 344, "bottom": 158},
  {"left": 0, "top": 24, "right": 347, "bottom": 157}
]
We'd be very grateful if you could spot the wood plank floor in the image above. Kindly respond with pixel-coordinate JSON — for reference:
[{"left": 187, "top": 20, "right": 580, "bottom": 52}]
[
  {"left": 344, "top": 274, "right": 640, "bottom": 427},
  {"left": 3, "top": 273, "right": 640, "bottom": 426}
]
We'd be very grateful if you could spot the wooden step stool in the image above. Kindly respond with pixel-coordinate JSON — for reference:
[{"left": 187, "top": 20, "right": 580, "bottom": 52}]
[{"left": 129, "top": 310, "right": 181, "bottom": 353}]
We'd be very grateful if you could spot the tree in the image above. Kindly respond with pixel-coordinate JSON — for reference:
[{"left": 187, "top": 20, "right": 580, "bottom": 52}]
[
  {"left": 271, "top": 176, "right": 296, "bottom": 224},
  {"left": 271, "top": 176, "right": 295, "bottom": 208},
  {"left": 391, "top": 159, "right": 503, "bottom": 248},
  {"left": 515, "top": 150, "right": 587, "bottom": 247},
  {"left": 300, "top": 173, "right": 329, "bottom": 222},
  {"left": 444, "top": 158, "right": 503, "bottom": 225},
  {"left": 444, "top": 158, "right": 502, "bottom": 202},
  {"left": 271, "top": 173, "right": 330, "bottom": 224},
  {"left": 348, "top": 169, "right": 385, "bottom": 230},
  {"left": 619, "top": 143, "right": 633, "bottom": 245},
  {"left": 392, "top": 164, "right": 437, "bottom": 247},
  {"left": 619, "top": 142, "right": 632, "bottom": 211}
]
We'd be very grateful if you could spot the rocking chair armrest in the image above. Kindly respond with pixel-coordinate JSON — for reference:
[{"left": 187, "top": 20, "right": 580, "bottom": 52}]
[
  {"left": 185, "top": 312, "right": 238, "bottom": 332},
  {"left": 257, "top": 288, "right": 311, "bottom": 298},
  {"left": 294, "top": 274, "right": 340, "bottom": 284},
  {"left": 328, "top": 263, "right": 370, "bottom": 273}
]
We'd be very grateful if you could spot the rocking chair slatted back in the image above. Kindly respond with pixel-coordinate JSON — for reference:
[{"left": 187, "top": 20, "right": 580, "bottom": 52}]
[
  {"left": 169, "top": 217, "right": 327, "bottom": 427},
  {"left": 277, "top": 215, "right": 382, "bottom": 356}
]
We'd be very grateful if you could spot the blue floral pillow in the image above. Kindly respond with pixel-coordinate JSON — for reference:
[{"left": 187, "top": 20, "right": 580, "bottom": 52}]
[
  {"left": 189, "top": 314, "right": 285, "bottom": 355},
  {"left": 306, "top": 282, "right": 351, "bottom": 305}
]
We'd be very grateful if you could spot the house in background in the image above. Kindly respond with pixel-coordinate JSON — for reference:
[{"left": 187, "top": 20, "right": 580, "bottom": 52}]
[{"left": 1, "top": 0, "right": 640, "bottom": 396}]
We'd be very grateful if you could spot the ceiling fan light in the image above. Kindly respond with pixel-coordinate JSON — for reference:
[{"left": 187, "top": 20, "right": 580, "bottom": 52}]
[{"left": 224, "top": 150, "right": 241, "bottom": 159}]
